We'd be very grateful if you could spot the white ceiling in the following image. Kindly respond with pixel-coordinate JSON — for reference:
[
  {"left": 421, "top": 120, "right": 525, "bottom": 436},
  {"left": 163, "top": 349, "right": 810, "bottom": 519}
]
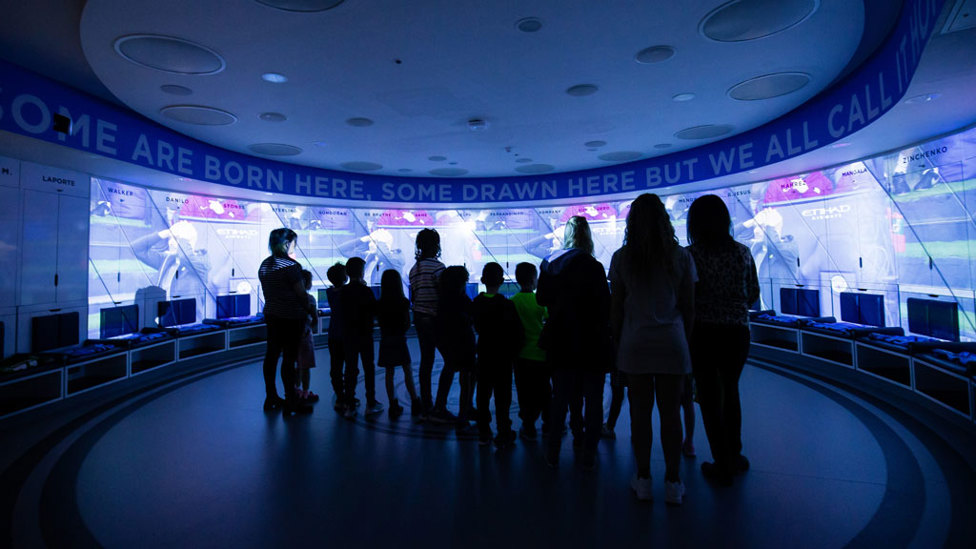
[
  {"left": 78, "top": 0, "right": 865, "bottom": 177},
  {"left": 0, "top": 0, "right": 975, "bottom": 193}
]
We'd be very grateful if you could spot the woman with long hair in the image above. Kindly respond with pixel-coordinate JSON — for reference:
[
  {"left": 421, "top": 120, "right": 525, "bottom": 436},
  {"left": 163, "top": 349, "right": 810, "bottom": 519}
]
[
  {"left": 258, "top": 228, "right": 317, "bottom": 414},
  {"left": 537, "top": 216, "right": 611, "bottom": 470},
  {"left": 686, "top": 194, "right": 760, "bottom": 485},
  {"left": 377, "top": 269, "right": 420, "bottom": 418},
  {"left": 609, "top": 194, "right": 696, "bottom": 504}
]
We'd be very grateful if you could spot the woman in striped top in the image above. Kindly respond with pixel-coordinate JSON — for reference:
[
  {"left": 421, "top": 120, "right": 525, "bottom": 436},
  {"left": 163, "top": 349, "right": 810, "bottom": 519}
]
[
  {"left": 258, "top": 228, "right": 317, "bottom": 414},
  {"left": 408, "top": 228, "right": 446, "bottom": 415}
]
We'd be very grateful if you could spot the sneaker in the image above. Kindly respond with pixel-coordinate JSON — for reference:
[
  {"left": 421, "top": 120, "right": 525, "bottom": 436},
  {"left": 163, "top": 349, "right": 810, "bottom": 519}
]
[
  {"left": 701, "top": 461, "right": 733, "bottom": 486},
  {"left": 601, "top": 423, "right": 616, "bottom": 440},
  {"left": 428, "top": 408, "right": 458, "bottom": 424},
  {"left": 365, "top": 401, "right": 385, "bottom": 415},
  {"left": 735, "top": 454, "right": 750, "bottom": 473},
  {"left": 631, "top": 475, "right": 652, "bottom": 502},
  {"left": 665, "top": 480, "right": 685, "bottom": 506},
  {"left": 582, "top": 453, "right": 596, "bottom": 471},
  {"left": 572, "top": 437, "right": 583, "bottom": 449},
  {"left": 479, "top": 432, "right": 494, "bottom": 446},
  {"left": 682, "top": 440, "right": 696, "bottom": 458},
  {"left": 544, "top": 452, "right": 558, "bottom": 469},
  {"left": 283, "top": 399, "right": 313, "bottom": 415},
  {"left": 494, "top": 430, "right": 517, "bottom": 449},
  {"left": 388, "top": 400, "right": 404, "bottom": 419},
  {"left": 304, "top": 391, "right": 320, "bottom": 403},
  {"left": 263, "top": 396, "right": 284, "bottom": 411},
  {"left": 519, "top": 425, "right": 537, "bottom": 440},
  {"left": 411, "top": 398, "right": 424, "bottom": 417},
  {"left": 344, "top": 405, "right": 357, "bottom": 419}
]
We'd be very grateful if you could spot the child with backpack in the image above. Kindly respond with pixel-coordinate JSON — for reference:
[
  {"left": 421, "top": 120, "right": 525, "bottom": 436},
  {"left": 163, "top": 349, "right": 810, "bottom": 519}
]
[
  {"left": 326, "top": 263, "right": 348, "bottom": 412},
  {"left": 339, "top": 257, "right": 382, "bottom": 418},
  {"left": 429, "top": 266, "right": 476, "bottom": 424},
  {"left": 472, "top": 262, "right": 524, "bottom": 447},
  {"left": 377, "top": 269, "right": 421, "bottom": 418},
  {"left": 295, "top": 269, "right": 319, "bottom": 402}
]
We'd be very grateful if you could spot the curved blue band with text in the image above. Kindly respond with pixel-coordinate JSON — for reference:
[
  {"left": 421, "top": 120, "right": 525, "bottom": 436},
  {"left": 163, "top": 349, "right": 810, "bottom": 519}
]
[{"left": 0, "top": 0, "right": 944, "bottom": 204}]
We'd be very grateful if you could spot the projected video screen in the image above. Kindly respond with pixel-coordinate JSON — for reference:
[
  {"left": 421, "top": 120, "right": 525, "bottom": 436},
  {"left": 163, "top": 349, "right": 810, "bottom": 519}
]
[{"left": 87, "top": 125, "right": 976, "bottom": 341}]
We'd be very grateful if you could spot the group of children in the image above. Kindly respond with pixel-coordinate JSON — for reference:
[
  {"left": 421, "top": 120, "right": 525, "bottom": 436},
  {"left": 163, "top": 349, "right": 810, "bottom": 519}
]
[{"left": 297, "top": 254, "right": 552, "bottom": 448}]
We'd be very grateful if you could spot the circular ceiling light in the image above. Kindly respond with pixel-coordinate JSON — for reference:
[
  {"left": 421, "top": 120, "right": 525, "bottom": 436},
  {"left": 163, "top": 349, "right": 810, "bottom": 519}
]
[
  {"left": 585, "top": 140, "right": 607, "bottom": 148},
  {"left": 428, "top": 155, "right": 447, "bottom": 161},
  {"left": 312, "top": 141, "right": 328, "bottom": 147},
  {"left": 701, "top": 0, "right": 818, "bottom": 42},
  {"left": 248, "top": 143, "right": 302, "bottom": 156},
  {"left": 634, "top": 45, "right": 675, "bottom": 64},
  {"left": 516, "top": 164, "right": 555, "bottom": 174},
  {"left": 255, "top": 0, "right": 345, "bottom": 11},
  {"left": 654, "top": 143, "right": 673, "bottom": 149},
  {"left": 341, "top": 161, "right": 383, "bottom": 171},
  {"left": 674, "top": 124, "right": 734, "bottom": 140},
  {"left": 259, "top": 112, "right": 287, "bottom": 122},
  {"left": 728, "top": 72, "right": 811, "bottom": 100},
  {"left": 430, "top": 168, "right": 469, "bottom": 176},
  {"left": 831, "top": 142, "right": 851, "bottom": 148},
  {"left": 160, "top": 84, "right": 193, "bottom": 96},
  {"left": 672, "top": 93, "right": 696, "bottom": 102},
  {"left": 261, "top": 72, "right": 288, "bottom": 83},
  {"left": 903, "top": 93, "right": 941, "bottom": 104},
  {"left": 115, "top": 35, "right": 225, "bottom": 75},
  {"left": 468, "top": 119, "right": 489, "bottom": 131},
  {"left": 398, "top": 168, "right": 413, "bottom": 173},
  {"left": 516, "top": 17, "right": 543, "bottom": 32},
  {"left": 346, "top": 117, "right": 374, "bottom": 127},
  {"left": 566, "top": 84, "right": 599, "bottom": 97},
  {"left": 516, "top": 158, "right": 533, "bottom": 163},
  {"left": 160, "top": 105, "right": 237, "bottom": 125},
  {"left": 598, "top": 151, "right": 642, "bottom": 162}
]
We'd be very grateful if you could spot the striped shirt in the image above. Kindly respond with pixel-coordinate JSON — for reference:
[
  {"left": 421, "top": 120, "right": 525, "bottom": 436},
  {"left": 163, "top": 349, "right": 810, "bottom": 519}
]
[
  {"left": 258, "top": 255, "right": 306, "bottom": 320},
  {"left": 409, "top": 258, "right": 445, "bottom": 316}
]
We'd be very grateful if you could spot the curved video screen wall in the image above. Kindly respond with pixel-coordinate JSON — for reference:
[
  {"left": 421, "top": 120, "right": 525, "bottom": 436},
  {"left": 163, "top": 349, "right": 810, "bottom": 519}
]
[{"left": 87, "top": 126, "right": 976, "bottom": 341}]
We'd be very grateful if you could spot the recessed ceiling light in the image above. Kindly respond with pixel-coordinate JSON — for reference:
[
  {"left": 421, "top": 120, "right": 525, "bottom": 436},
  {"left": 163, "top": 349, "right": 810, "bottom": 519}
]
[
  {"left": 516, "top": 158, "right": 533, "bottom": 163},
  {"left": 516, "top": 17, "right": 543, "bottom": 32},
  {"left": 346, "top": 117, "right": 374, "bottom": 127},
  {"left": 831, "top": 142, "right": 851, "bottom": 148},
  {"left": 468, "top": 118, "right": 489, "bottom": 131},
  {"left": 701, "top": 0, "right": 818, "bottom": 42},
  {"left": 115, "top": 35, "right": 225, "bottom": 75},
  {"left": 260, "top": 112, "right": 287, "bottom": 122},
  {"left": 598, "top": 151, "right": 642, "bottom": 162},
  {"left": 634, "top": 45, "right": 675, "bottom": 64},
  {"left": 261, "top": 72, "right": 288, "bottom": 83},
  {"left": 729, "top": 73, "right": 811, "bottom": 101},
  {"left": 903, "top": 93, "right": 941, "bottom": 104},
  {"left": 516, "top": 164, "right": 555, "bottom": 174},
  {"left": 448, "top": 162, "right": 458, "bottom": 165},
  {"left": 672, "top": 93, "right": 696, "bottom": 102},
  {"left": 160, "top": 105, "right": 237, "bottom": 125},
  {"left": 313, "top": 141, "right": 328, "bottom": 147},
  {"left": 674, "top": 124, "right": 734, "bottom": 140},
  {"left": 341, "top": 161, "right": 383, "bottom": 171},
  {"left": 254, "top": 0, "right": 345, "bottom": 12},
  {"left": 654, "top": 143, "right": 672, "bottom": 149},
  {"left": 248, "top": 143, "right": 302, "bottom": 156},
  {"left": 398, "top": 168, "right": 413, "bottom": 173},
  {"left": 428, "top": 155, "right": 447, "bottom": 161},
  {"left": 160, "top": 84, "right": 193, "bottom": 96},
  {"left": 566, "top": 84, "right": 599, "bottom": 97},
  {"left": 585, "top": 140, "right": 607, "bottom": 148}
]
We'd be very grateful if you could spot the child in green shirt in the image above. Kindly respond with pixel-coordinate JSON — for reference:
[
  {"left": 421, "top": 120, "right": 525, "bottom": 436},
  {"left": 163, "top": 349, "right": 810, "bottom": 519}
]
[{"left": 511, "top": 262, "right": 550, "bottom": 439}]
